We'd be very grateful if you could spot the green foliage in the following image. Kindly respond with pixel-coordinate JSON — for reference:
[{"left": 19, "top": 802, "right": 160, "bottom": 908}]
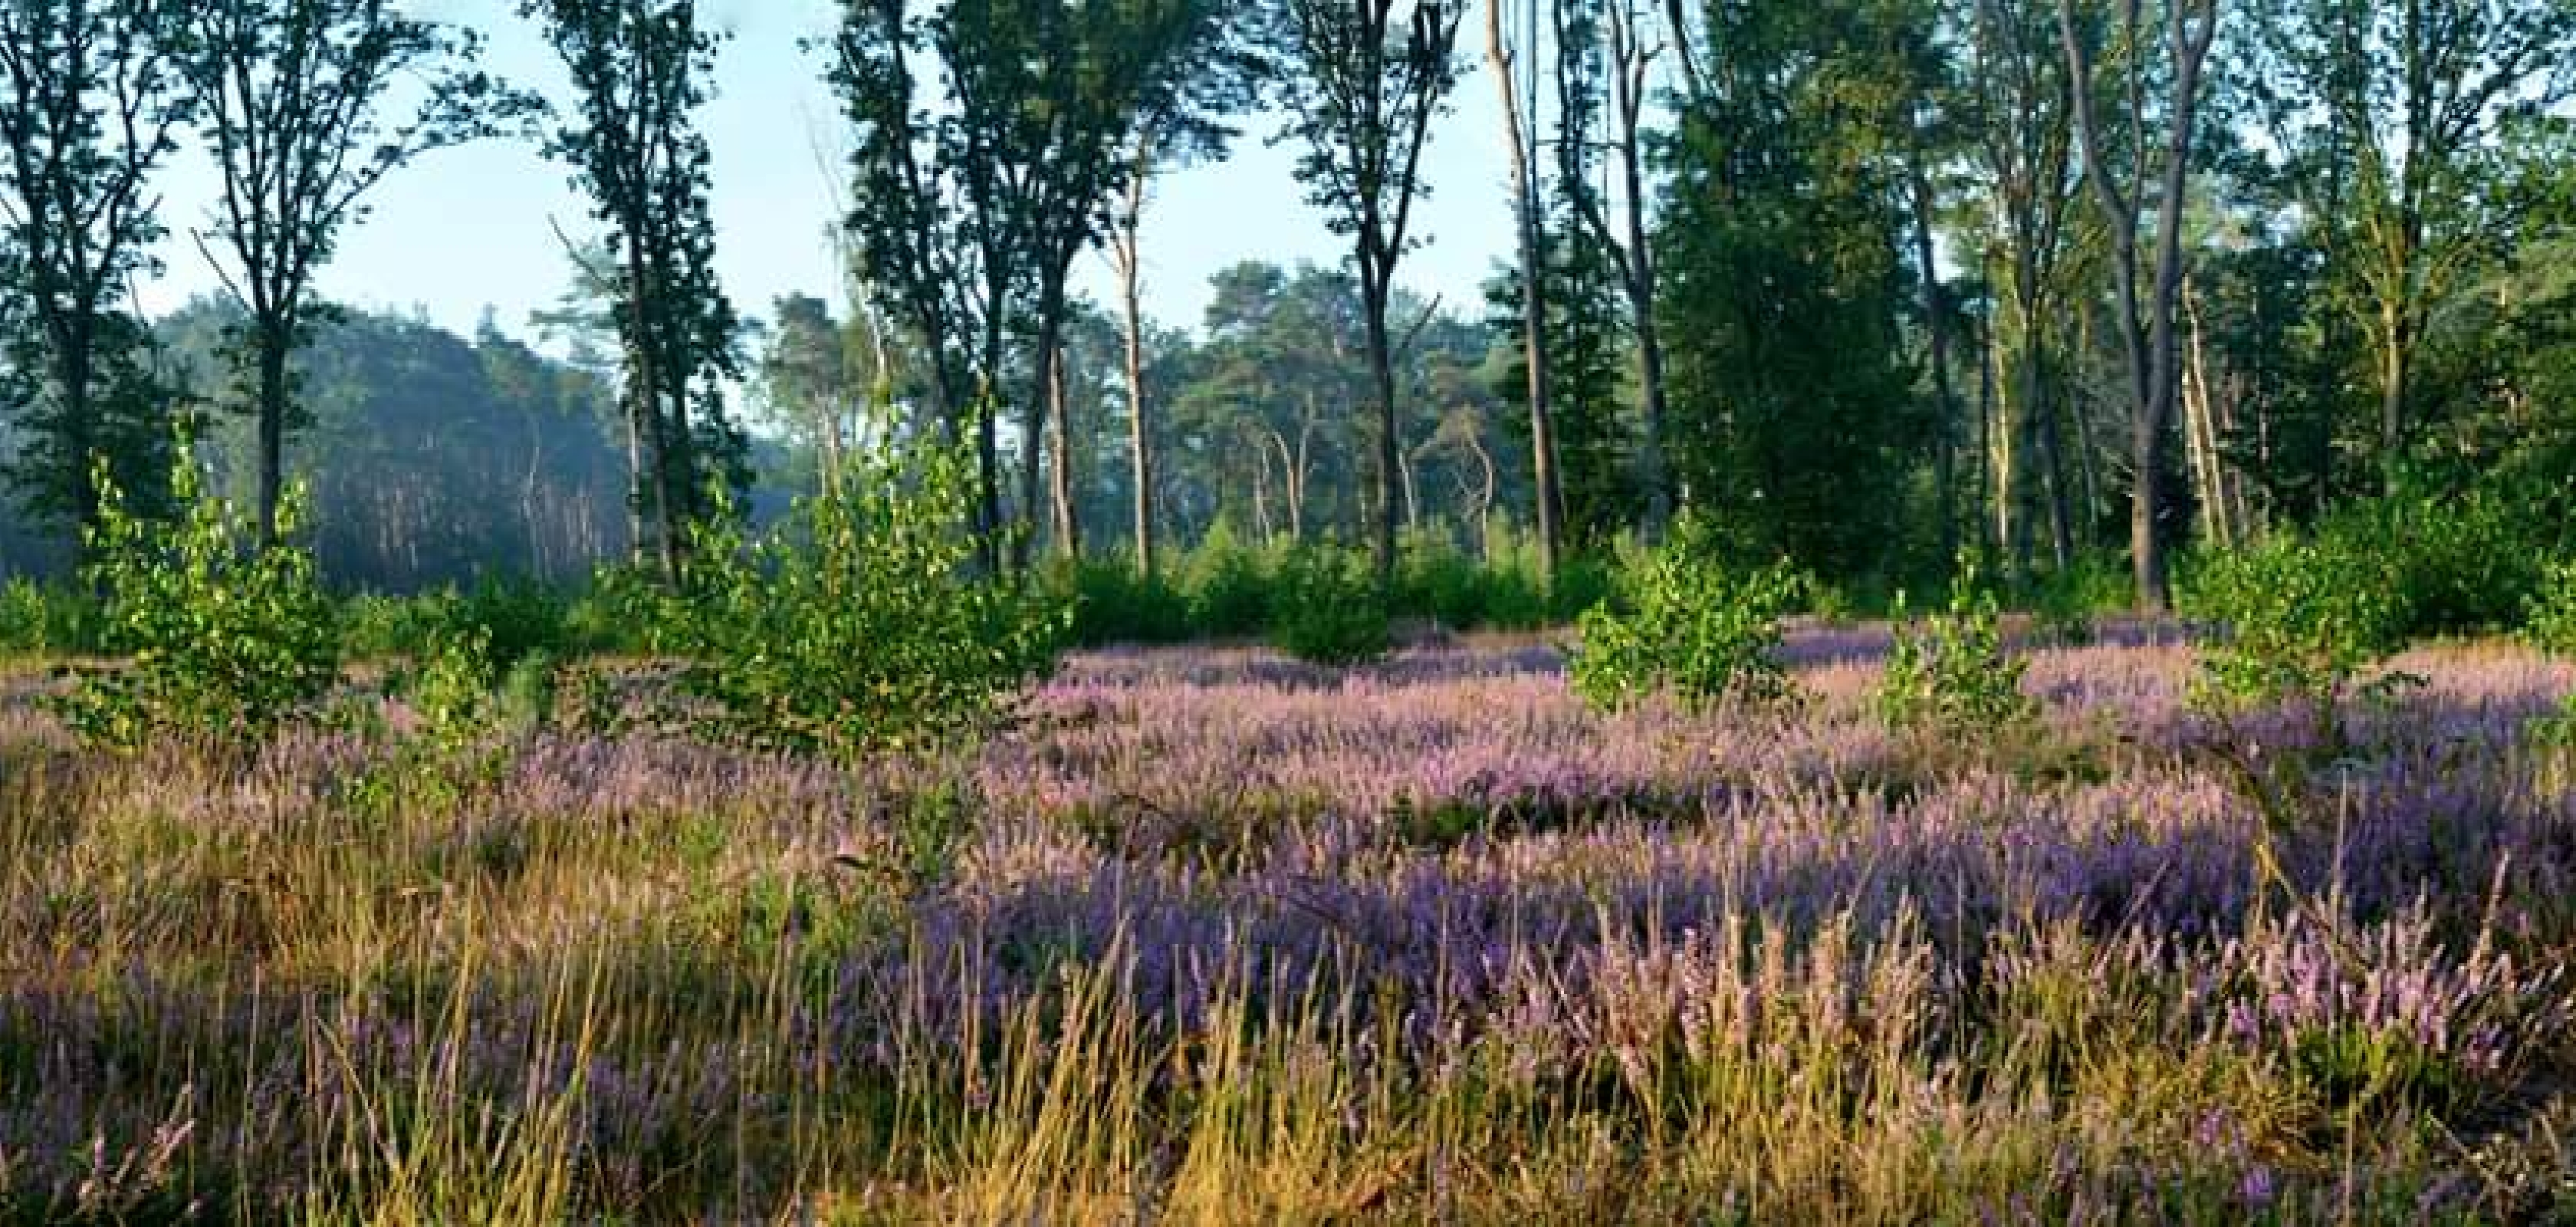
[
  {"left": 1266, "top": 545, "right": 1390, "bottom": 666},
  {"left": 2524, "top": 557, "right": 2576, "bottom": 656},
  {"left": 2022, "top": 550, "right": 2131, "bottom": 646},
  {"left": 52, "top": 451, "right": 340, "bottom": 750},
  {"left": 1060, "top": 557, "right": 1194, "bottom": 646},
  {"left": 1877, "top": 561, "right": 2036, "bottom": 736},
  {"left": 2181, "top": 531, "right": 2410, "bottom": 729},
  {"left": 1570, "top": 515, "right": 1799, "bottom": 712},
  {"left": 0, "top": 577, "right": 99, "bottom": 660},
  {"left": 2321, "top": 488, "right": 2545, "bottom": 639},
  {"left": 652, "top": 441, "right": 1064, "bottom": 759},
  {"left": 1178, "top": 517, "right": 1274, "bottom": 639}
]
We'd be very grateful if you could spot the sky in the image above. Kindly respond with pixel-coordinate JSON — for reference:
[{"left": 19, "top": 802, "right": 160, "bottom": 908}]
[{"left": 133, "top": 0, "right": 1520, "bottom": 350}]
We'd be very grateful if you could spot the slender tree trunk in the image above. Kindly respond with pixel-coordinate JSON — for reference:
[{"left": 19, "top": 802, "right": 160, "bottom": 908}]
[
  {"left": 1049, "top": 342, "right": 1080, "bottom": 559},
  {"left": 1113, "top": 169, "right": 1155, "bottom": 575},
  {"left": 1604, "top": 0, "right": 1671, "bottom": 535},
  {"left": 1490, "top": 0, "right": 1559, "bottom": 586},
  {"left": 255, "top": 325, "right": 289, "bottom": 549},
  {"left": 1908, "top": 158, "right": 1959, "bottom": 567},
  {"left": 1361, "top": 271, "right": 1400, "bottom": 587}
]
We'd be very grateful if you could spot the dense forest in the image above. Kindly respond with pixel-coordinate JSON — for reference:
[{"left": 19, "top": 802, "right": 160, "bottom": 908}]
[{"left": 0, "top": 0, "right": 2571, "bottom": 605}]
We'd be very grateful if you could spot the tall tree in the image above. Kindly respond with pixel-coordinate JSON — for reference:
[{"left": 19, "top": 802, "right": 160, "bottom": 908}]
[
  {"left": 2055, "top": 0, "right": 2219, "bottom": 611},
  {"left": 1487, "top": 0, "right": 1562, "bottom": 582},
  {"left": 2247, "top": 0, "right": 2576, "bottom": 475},
  {"left": 830, "top": 0, "right": 987, "bottom": 554},
  {"left": 524, "top": 0, "right": 745, "bottom": 581},
  {"left": 0, "top": 0, "right": 192, "bottom": 548},
  {"left": 1104, "top": 23, "right": 1260, "bottom": 575},
  {"left": 1272, "top": 0, "right": 1467, "bottom": 585},
  {"left": 1576, "top": 0, "right": 1675, "bottom": 535},
  {"left": 184, "top": 0, "right": 536, "bottom": 548},
  {"left": 1658, "top": 0, "right": 1927, "bottom": 580}
]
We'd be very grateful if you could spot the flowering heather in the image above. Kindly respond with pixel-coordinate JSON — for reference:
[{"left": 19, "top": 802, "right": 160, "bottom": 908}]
[{"left": 2, "top": 630, "right": 2574, "bottom": 1222}]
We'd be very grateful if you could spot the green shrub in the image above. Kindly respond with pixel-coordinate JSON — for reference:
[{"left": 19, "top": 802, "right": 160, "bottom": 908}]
[
  {"left": 1569, "top": 515, "right": 1800, "bottom": 712},
  {"left": 1060, "top": 557, "right": 1194, "bottom": 646},
  {"left": 53, "top": 451, "right": 340, "bottom": 750},
  {"left": 564, "top": 564, "right": 662, "bottom": 656},
  {"left": 1877, "top": 560, "right": 2036, "bottom": 736},
  {"left": 2522, "top": 557, "right": 2576, "bottom": 656},
  {"left": 2181, "top": 531, "right": 2412, "bottom": 742},
  {"left": 1267, "top": 544, "right": 1390, "bottom": 666},
  {"left": 337, "top": 588, "right": 461, "bottom": 661},
  {"left": 1395, "top": 527, "right": 1488, "bottom": 630},
  {"left": 2024, "top": 549, "right": 2129, "bottom": 645},
  {"left": 652, "top": 441, "right": 1065, "bottom": 759},
  {"left": 2315, "top": 487, "right": 2547, "bottom": 640},
  {"left": 0, "top": 577, "right": 99, "bottom": 660},
  {"left": 1180, "top": 517, "right": 1273, "bottom": 640},
  {"left": 452, "top": 573, "right": 573, "bottom": 667}
]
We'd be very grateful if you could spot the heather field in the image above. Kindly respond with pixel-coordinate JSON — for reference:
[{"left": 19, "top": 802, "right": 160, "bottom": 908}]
[{"left": 5, "top": 627, "right": 2576, "bottom": 1222}]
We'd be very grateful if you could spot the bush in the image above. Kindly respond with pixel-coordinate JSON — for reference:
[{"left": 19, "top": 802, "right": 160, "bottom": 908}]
[
  {"left": 1569, "top": 515, "right": 1800, "bottom": 712},
  {"left": 2320, "top": 488, "right": 2542, "bottom": 639},
  {"left": 452, "top": 573, "right": 573, "bottom": 667},
  {"left": 337, "top": 589, "right": 459, "bottom": 661},
  {"left": 1877, "top": 560, "right": 2035, "bottom": 736},
  {"left": 53, "top": 451, "right": 340, "bottom": 750},
  {"left": 1060, "top": 557, "right": 1194, "bottom": 646},
  {"left": 2024, "top": 549, "right": 2130, "bottom": 645},
  {"left": 2522, "top": 558, "right": 2576, "bottom": 657},
  {"left": 2181, "top": 531, "right": 2411, "bottom": 740},
  {"left": 1179, "top": 517, "right": 1273, "bottom": 640},
  {"left": 652, "top": 441, "right": 1065, "bottom": 759},
  {"left": 1267, "top": 544, "right": 1390, "bottom": 666},
  {"left": 0, "top": 577, "right": 99, "bottom": 660}
]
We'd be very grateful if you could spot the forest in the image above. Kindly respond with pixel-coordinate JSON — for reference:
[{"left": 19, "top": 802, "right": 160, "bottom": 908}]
[{"left": 3, "top": 0, "right": 2576, "bottom": 1222}]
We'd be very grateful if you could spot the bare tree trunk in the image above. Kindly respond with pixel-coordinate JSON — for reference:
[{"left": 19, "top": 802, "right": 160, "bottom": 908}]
[
  {"left": 1908, "top": 156, "right": 1960, "bottom": 566},
  {"left": 1049, "top": 343, "right": 1080, "bottom": 559},
  {"left": 1111, "top": 161, "right": 1156, "bottom": 575},
  {"left": 2058, "top": 0, "right": 2216, "bottom": 614},
  {"left": 1603, "top": 0, "right": 1673, "bottom": 535},
  {"left": 1489, "top": 0, "right": 1559, "bottom": 585},
  {"left": 255, "top": 327, "right": 289, "bottom": 548}
]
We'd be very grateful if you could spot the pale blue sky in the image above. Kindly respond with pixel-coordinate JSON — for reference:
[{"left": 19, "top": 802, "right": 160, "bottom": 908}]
[{"left": 134, "top": 0, "right": 1522, "bottom": 346}]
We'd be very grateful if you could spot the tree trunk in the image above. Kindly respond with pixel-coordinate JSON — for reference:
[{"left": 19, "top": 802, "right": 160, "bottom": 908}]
[
  {"left": 1490, "top": 0, "right": 1559, "bottom": 586},
  {"left": 1049, "top": 342, "right": 1080, "bottom": 560},
  {"left": 1363, "top": 282, "right": 1401, "bottom": 589},
  {"left": 1908, "top": 158, "right": 1959, "bottom": 567},
  {"left": 1115, "top": 171, "right": 1155, "bottom": 575},
  {"left": 255, "top": 326, "right": 289, "bottom": 549},
  {"left": 1605, "top": 0, "right": 1672, "bottom": 536}
]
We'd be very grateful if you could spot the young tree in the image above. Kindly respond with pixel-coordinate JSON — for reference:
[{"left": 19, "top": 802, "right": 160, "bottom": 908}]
[
  {"left": 524, "top": 0, "right": 746, "bottom": 581},
  {"left": 2055, "top": 0, "right": 2219, "bottom": 611},
  {"left": 0, "top": 0, "right": 192, "bottom": 547},
  {"left": 1272, "top": 0, "right": 1467, "bottom": 586},
  {"left": 184, "top": 0, "right": 537, "bottom": 548}
]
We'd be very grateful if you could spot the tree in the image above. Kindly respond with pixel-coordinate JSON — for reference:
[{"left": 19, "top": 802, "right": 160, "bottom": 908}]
[
  {"left": 183, "top": 0, "right": 537, "bottom": 548},
  {"left": 2055, "top": 0, "right": 2220, "bottom": 611},
  {"left": 830, "top": 0, "right": 985, "bottom": 554},
  {"left": 1657, "top": 0, "right": 1926, "bottom": 581},
  {"left": 2246, "top": 0, "right": 2576, "bottom": 476},
  {"left": 1272, "top": 0, "right": 1468, "bottom": 586},
  {"left": 0, "top": 0, "right": 192, "bottom": 548},
  {"left": 524, "top": 0, "right": 746, "bottom": 582},
  {"left": 1487, "top": 0, "right": 1562, "bottom": 582},
  {"left": 757, "top": 291, "right": 889, "bottom": 497},
  {"left": 1572, "top": 0, "right": 1674, "bottom": 535},
  {"left": 1104, "top": 22, "right": 1262, "bottom": 576}
]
